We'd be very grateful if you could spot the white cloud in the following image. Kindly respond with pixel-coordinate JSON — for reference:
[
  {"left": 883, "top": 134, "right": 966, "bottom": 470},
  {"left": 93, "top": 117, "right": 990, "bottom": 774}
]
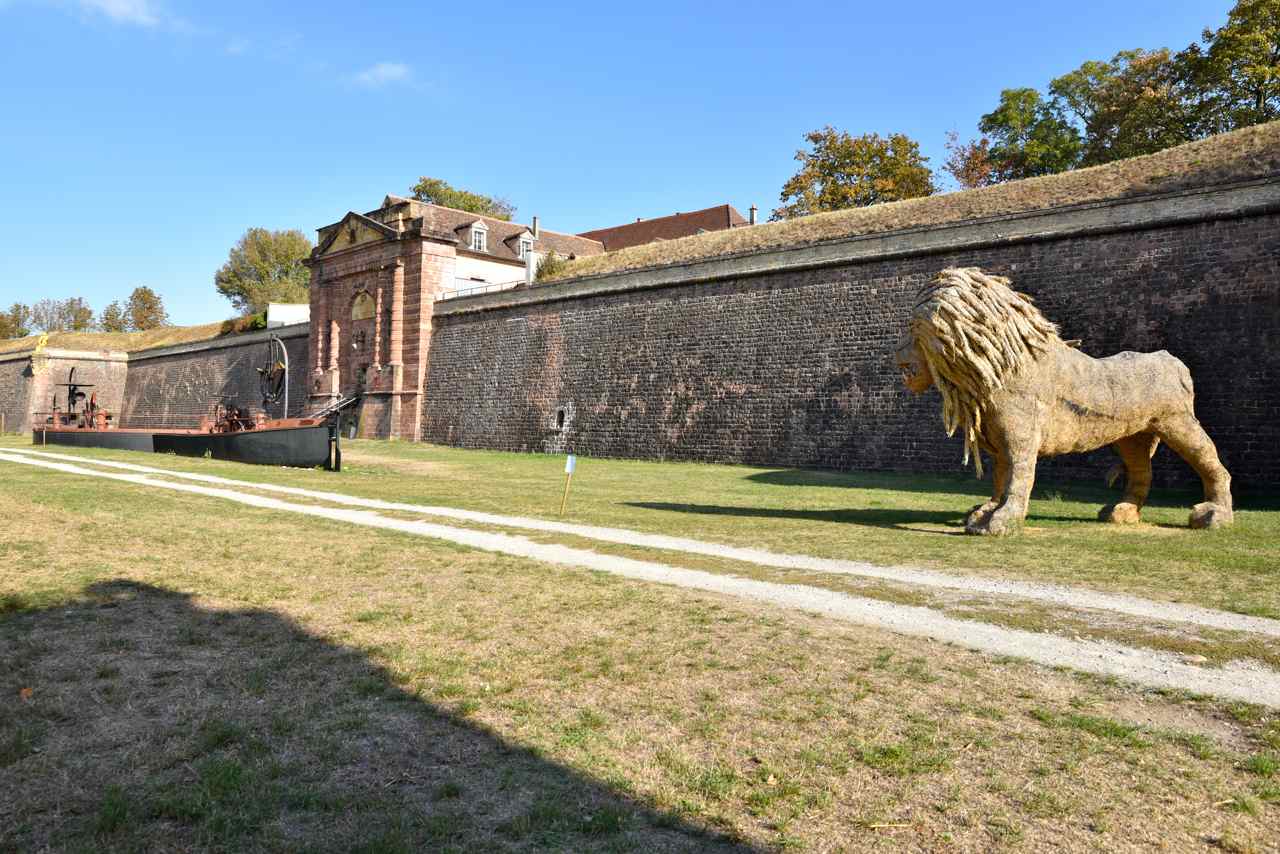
[
  {"left": 351, "top": 61, "right": 411, "bottom": 88},
  {"left": 78, "top": 0, "right": 161, "bottom": 26},
  {"left": 225, "top": 36, "right": 249, "bottom": 55}
]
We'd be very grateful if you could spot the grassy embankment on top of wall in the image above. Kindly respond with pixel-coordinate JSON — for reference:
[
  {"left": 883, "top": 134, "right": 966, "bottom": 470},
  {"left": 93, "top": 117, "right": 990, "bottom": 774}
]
[
  {"left": 0, "top": 315, "right": 268, "bottom": 356},
  {"left": 545, "top": 120, "right": 1280, "bottom": 283}
]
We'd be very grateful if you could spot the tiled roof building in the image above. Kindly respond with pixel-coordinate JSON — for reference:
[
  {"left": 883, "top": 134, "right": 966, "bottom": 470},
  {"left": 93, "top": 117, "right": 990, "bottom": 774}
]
[
  {"left": 578, "top": 204, "right": 753, "bottom": 251},
  {"left": 317, "top": 195, "right": 604, "bottom": 273}
]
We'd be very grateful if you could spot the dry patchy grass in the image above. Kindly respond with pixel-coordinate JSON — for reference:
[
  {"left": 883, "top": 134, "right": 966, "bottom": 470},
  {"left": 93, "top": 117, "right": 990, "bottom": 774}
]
[
  {"left": 2, "top": 457, "right": 1279, "bottom": 851},
  {"left": 0, "top": 316, "right": 270, "bottom": 356},
  {"left": 8, "top": 435, "right": 1277, "bottom": 619}
]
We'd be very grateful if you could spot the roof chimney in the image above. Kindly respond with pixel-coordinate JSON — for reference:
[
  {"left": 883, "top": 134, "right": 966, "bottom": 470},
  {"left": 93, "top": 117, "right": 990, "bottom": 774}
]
[
  {"left": 749, "top": 205, "right": 758, "bottom": 226},
  {"left": 531, "top": 215, "right": 540, "bottom": 238}
]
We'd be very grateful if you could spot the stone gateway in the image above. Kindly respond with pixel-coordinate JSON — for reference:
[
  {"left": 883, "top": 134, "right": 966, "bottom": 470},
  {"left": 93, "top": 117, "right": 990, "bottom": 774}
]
[{"left": 303, "top": 196, "right": 603, "bottom": 439}]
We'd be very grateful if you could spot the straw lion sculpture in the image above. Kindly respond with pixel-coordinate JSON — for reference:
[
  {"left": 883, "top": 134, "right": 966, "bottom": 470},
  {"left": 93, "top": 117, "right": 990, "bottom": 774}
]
[{"left": 895, "top": 267, "right": 1233, "bottom": 536}]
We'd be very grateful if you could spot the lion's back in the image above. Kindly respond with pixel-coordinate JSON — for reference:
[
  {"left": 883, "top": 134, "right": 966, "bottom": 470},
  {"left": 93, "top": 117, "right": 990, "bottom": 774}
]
[
  {"left": 1029, "top": 347, "right": 1195, "bottom": 454},
  {"left": 1046, "top": 347, "right": 1193, "bottom": 412}
]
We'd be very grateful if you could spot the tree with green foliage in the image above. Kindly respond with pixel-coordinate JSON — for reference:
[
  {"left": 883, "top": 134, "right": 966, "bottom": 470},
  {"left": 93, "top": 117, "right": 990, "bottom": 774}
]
[
  {"left": 951, "top": 2, "right": 1280, "bottom": 186},
  {"left": 30, "top": 297, "right": 96, "bottom": 332},
  {"left": 0, "top": 303, "right": 31, "bottom": 339},
  {"left": 772, "top": 128, "right": 934, "bottom": 220},
  {"left": 1179, "top": 0, "right": 1280, "bottom": 134},
  {"left": 1050, "top": 49, "right": 1196, "bottom": 166},
  {"left": 410, "top": 177, "right": 515, "bottom": 221},
  {"left": 214, "top": 228, "right": 313, "bottom": 315},
  {"left": 942, "top": 131, "right": 997, "bottom": 190},
  {"left": 64, "top": 298, "right": 96, "bottom": 331},
  {"left": 30, "top": 299, "right": 59, "bottom": 333},
  {"left": 977, "top": 88, "right": 1083, "bottom": 180},
  {"left": 99, "top": 301, "right": 128, "bottom": 333},
  {"left": 126, "top": 286, "right": 168, "bottom": 331}
]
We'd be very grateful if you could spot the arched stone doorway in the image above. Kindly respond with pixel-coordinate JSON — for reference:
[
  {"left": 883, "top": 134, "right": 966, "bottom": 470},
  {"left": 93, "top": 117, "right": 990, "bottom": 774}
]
[{"left": 346, "top": 291, "right": 376, "bottom": 394}]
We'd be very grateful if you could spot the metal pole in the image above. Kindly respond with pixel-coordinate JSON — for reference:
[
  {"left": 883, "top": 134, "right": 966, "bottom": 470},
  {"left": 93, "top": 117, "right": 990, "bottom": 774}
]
[{"left": 559, "top": 471, "right": 573, "bottom": 516}]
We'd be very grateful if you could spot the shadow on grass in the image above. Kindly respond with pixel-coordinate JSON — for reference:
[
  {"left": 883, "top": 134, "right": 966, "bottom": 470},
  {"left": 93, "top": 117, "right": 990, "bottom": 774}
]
[
  {"left": 623, "top": 501, "right": 1126, "bottom": 532},
  {"left": 626, "top": 501, "right": 968, "bottom": 532},
  {"left": 0, "top": 580, "right": 754, "bottom": 853},
  {"left": 742, "top": 466, "right": 1280, "bottom": 514},
  {"left": 746, "top": 468, "right": 990, "bottom": 497}
]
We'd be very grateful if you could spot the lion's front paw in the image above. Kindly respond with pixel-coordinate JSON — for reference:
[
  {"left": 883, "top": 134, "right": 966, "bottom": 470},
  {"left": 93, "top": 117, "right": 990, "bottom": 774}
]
[
  {"left": 965, "top": 511, "right": 1021, "bottom": 537},
  {"left": 1099, "top": 502, "right": 1141, "bottom": 524},
  {"left": 965, "top": 501, "right": 998, "bottom": 528},
  {"left": 1189, "top": 502, "right": 1233, "bottom": 530}
]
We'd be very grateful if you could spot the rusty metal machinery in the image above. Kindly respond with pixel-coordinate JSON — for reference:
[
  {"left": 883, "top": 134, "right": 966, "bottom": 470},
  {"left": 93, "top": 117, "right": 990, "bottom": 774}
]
[
  {"left": 47, "top": 366, "right": 111, "bottom": 428},
  {"left": 208, "top": 401, "right": 259, "bottom": 433}
]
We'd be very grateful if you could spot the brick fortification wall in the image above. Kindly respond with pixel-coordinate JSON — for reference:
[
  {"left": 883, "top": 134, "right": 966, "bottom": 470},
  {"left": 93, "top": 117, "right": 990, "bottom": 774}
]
[
  {"left": 0, "top": 350, "right": 128, "bottom": 434},
  {"left": 0, "top": 354, "right": 33, "bottom": 433},
  {"left": 422, "top": 181, "right": 1280, "bottom": 492},
  {"left": 121, "top": 326, "right": 310, "bottom": 427}
]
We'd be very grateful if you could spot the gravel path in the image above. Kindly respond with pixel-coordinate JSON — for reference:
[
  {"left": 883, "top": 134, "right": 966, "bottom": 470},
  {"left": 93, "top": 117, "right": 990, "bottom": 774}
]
[
  {"left": 8, "top": 446, "right": 1280, "bottom": 639},
  {"left": 5, "top": 448, "right": 1280, "bottom": 707}
]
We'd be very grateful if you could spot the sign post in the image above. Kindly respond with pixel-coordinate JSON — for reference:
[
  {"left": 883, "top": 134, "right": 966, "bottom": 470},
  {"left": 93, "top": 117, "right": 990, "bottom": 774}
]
[{"left": 560, "top": 454, "right": 576, "bottom": 516}]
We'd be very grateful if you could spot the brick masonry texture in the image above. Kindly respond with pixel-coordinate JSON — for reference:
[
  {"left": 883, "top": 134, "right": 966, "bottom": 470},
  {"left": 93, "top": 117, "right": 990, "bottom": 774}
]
[
  {"left": 421, "top": 212, "right": 1280, "bottom": 493},
  {"left": 1, "top": 353, "right": 128, "bottom": 434},
  {"left": 121, "top": 335, "right": 309, "bottom": 428},
  {"left": 0, "top": 357, "right": 33, "bottom": 433}
]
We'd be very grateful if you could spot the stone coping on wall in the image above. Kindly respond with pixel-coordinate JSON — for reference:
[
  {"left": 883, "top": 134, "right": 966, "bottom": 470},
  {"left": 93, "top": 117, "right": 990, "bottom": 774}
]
[
  {"left": 125, "top": 322, "right": 310, "bottom": 361},
  {"left": 0, "top": 347, "right": 130, "bottom": 365},
  {"left": 434, "top": 176, "right": 1280, "bottom": 317}
]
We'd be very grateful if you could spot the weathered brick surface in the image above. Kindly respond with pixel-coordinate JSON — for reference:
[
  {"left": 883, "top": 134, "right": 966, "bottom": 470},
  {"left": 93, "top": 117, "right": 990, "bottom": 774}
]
[
  {"left": 422, "top": 212, "right": 1280, "bottom": 492},
  {"left": 0, "top": 356, "right": 33, "bottom": 433},
  {"left": 307, "top": 233, "right": 452, "bottom": 439},
  {"left": 121, "top": 334, "right": 309, "bottom": 427},
  {"left": 1, "top": 352, "right": 128, "bottom": 433}
]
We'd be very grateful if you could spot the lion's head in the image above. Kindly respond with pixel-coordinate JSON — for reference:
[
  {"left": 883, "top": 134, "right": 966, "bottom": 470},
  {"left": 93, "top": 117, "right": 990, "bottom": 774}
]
[
  {"left": 899, "top": 267, "right": 1061, "bottom": 474},
  {"left": 894, "top": 335, "right": 933, "bottom": 393}
]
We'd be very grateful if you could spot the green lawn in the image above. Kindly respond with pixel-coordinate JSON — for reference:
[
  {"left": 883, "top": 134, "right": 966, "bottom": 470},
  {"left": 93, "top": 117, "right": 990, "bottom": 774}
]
[
  {"left": 5, "top": 434, "right": 1277, "bottom": 618},
  {"left": 2, "top": 447, "right": 1279, "bottom": 851}
]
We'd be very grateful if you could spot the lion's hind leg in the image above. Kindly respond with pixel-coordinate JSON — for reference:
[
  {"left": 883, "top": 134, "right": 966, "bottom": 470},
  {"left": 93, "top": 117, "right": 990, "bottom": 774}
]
[
  {"left": 1154, "top": 414, "right": 1233, "bottom": 529},
  {"left": 1098, "top": 433, "right": 1158, "bottom": 525}
]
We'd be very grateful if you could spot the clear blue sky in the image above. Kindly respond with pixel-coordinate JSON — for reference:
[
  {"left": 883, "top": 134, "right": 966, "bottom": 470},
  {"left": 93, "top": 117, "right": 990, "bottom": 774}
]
[{"left": 0, "top": 0, "right": 1234, "bottom": 326}]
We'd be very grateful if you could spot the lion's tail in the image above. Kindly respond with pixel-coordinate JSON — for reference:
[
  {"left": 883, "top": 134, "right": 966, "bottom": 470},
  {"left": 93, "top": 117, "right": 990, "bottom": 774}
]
[
  {"left": 1105, "top": 463, "right": 1125, "bottom": 489},
  {"left": 1105, "top": 438, "right": 1161, "bottom": 489}
]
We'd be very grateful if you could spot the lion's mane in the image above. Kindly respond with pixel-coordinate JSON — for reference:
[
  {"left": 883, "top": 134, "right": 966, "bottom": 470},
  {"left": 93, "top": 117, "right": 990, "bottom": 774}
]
[{"left": 909, "top": 267, "right": 1061, "bottom": 474}]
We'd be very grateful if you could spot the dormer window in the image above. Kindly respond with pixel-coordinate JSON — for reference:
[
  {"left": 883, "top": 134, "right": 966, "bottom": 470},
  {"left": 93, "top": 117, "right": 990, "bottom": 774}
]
[
  {"left": 518, "top": 237, "right": 534, "bottom": 259},
  {"left": 470, "top": 223, "right": 488, "bottom": 253}
]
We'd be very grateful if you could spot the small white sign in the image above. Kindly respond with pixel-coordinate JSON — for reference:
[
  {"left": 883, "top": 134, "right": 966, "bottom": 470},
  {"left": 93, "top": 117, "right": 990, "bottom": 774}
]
[{"left": 565, "top": 454, "right": 577, "bottom": 475}]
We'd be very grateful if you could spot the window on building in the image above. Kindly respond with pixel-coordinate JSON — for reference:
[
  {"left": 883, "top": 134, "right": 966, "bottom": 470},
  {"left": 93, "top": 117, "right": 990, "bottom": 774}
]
[
  {"left": 471, "top": 224, "right": 488, "bottom": 253},
  {"left": 518, "top": 237, "right": 534, "bottom": 259}
]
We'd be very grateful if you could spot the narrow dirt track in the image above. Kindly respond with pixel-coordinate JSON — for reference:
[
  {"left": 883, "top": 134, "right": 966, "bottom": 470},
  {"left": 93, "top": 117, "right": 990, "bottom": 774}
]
[{"left": 4, "top": 448, "right": 1280, "bottom": 707}]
